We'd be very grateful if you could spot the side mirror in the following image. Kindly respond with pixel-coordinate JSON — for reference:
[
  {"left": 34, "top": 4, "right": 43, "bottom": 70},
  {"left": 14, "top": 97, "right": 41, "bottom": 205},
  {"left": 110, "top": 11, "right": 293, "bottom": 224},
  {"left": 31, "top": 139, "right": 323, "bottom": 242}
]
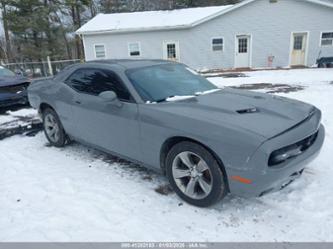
[
  {"left": 99, "top": 91, "right": 122, "bottom": 107},
  {"left": 99, "top": 91, "right": 117, "bottom": 102}
]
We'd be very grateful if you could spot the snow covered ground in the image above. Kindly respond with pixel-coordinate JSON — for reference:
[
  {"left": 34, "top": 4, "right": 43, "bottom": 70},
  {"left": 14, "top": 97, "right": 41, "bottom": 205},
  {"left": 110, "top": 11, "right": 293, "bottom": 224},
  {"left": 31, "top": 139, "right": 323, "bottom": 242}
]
[
  {"left": 0, "top": 68, "right": 333, "bottom": 242},
  {"left": 0, "top": 108, "right": 38, "bottom": 130}
]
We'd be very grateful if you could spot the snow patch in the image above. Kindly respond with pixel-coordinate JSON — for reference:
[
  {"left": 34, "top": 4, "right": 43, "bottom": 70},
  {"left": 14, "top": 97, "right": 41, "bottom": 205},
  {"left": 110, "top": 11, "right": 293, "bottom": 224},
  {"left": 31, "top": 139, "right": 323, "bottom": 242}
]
[
  {"left": 195, "top": 89, "right": 222, "bottom": 96},
  {"left": 76, "top": 6, "right": 233, "bottom": 34},
  {"left": 0, "top": 108, "right": 39, "bottom": 129},
  {"left": 166, "top": 95, "right": 195, "bottom": 102}
]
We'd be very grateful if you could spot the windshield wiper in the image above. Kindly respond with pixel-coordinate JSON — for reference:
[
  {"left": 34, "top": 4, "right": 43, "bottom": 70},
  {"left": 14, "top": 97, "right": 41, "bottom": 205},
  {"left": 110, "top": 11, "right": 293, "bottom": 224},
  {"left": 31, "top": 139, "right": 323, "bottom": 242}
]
[
  {"left": 195, "top": 89, "right": 221, "bottom": 96},
  {"left": 155, "top": 95, "right": 198, "bottom": 103},
  {"left": 155, "top": 95, "right": 175, "bottom": 103}
]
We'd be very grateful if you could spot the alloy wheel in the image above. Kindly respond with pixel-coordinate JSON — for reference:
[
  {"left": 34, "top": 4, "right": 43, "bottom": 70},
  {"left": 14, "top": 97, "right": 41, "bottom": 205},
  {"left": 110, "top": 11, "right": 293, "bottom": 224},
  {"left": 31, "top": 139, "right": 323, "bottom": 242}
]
[
  {"left": 44, "top": 113, "right": 60, "bottom": 143},
  {"left": 172, "top": 151, "right": 213, "bottom": 200}
]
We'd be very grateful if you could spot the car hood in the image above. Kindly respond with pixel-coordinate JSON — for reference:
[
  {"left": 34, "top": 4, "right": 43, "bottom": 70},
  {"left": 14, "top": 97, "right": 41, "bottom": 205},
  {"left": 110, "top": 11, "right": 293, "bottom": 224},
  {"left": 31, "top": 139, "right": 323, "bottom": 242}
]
[
  {"left": 157, "top": 88, "right": 315, "bottom": 139},
  {"left": 0, "top": 76, "right": 29, "bottom": 87}
]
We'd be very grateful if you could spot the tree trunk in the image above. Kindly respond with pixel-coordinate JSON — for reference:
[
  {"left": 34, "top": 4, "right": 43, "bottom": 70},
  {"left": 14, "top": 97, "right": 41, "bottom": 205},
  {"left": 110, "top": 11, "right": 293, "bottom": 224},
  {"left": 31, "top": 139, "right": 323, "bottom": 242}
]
[
  {"left": 44, "top": 0, "right": 54, "bottom": 58},
  {"left": 90, "top": 1, "right": 96, "bottom": 18},
  {"left": 53, "top": 10, "right": 73, "bottom": 59},
  {"left": 1, "top": 1, "right": 11, "bottom": 62},
  {"left": 71, "top": 2, "right": 83, "bottom": 60}
]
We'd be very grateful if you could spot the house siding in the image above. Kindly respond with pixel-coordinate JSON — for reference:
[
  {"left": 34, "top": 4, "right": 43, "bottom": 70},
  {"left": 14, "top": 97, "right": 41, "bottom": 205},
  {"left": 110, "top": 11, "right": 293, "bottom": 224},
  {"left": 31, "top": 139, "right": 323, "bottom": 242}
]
[{"left": 82, "top": 0, "right": 333, "bottom": 70}]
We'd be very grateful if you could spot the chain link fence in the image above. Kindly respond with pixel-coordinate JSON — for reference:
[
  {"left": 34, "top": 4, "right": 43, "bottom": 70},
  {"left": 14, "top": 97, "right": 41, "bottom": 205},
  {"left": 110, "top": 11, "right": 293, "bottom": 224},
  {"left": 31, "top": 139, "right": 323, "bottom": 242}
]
[{"left": 1, "top": 58, "right": 82, "bottom": 79}]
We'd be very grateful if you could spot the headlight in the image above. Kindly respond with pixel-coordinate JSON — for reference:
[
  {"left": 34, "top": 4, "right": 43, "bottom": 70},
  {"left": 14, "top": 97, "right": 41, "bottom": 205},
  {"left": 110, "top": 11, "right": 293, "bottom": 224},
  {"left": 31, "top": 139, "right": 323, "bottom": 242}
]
[
  {"left": 268, "top": 131, "right": 318, "bottom": 166},
  {"left": 269, "top": 146, "right": 302, "bottom": 166}
]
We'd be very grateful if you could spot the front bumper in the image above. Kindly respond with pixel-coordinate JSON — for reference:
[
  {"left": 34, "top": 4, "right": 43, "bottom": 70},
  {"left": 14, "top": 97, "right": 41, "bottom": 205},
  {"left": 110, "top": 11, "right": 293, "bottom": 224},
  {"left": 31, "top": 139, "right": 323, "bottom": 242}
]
[
  {"left": 227, "top": 110, "right": 325, "bottom": 197},
  {"left": 0, "top": 95, "right": 28, "bottom": 108}
]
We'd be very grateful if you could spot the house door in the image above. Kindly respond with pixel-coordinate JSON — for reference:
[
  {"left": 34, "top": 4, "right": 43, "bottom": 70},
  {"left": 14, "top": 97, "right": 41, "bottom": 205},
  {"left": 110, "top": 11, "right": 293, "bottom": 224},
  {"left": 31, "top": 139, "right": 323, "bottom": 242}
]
[
  {"left": 290, "top": 33, "right": 308, "bottom": 66},
  {"left": 163, "top": 41, "right": 180, "bottom": 62},
  {"left": 235, "top": 35, "right": 251, "bottom": 68}
]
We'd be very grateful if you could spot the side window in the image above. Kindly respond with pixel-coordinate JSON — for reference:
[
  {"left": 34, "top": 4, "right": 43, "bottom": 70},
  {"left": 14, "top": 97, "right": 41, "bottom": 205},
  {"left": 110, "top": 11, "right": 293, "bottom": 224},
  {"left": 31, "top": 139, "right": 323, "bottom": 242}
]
[
  {"left": 64, "top": 69, "right": 90, "bottom": 92},
  {"left": 95, "top": 70, "right": 132, "bottom": 101},
  {"left": 65, "top": 69, "right": 132, "bottom": 101}
]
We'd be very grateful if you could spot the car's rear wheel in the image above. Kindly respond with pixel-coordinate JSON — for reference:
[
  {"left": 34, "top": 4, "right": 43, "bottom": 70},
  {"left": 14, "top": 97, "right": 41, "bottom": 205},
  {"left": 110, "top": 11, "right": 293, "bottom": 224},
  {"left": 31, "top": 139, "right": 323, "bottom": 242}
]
[
  {"left": 166, "top": 141, "right": 227, "bottom": 207},
  {"left": 42, "top": 108, "right": 67, "bottom": 147}
]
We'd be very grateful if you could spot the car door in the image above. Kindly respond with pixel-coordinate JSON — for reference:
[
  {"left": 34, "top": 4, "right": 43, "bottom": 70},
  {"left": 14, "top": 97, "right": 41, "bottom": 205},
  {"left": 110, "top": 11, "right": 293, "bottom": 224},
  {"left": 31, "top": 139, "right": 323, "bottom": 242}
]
[{"left": 64, "top": 68, "right": 141, "bottom": 161}]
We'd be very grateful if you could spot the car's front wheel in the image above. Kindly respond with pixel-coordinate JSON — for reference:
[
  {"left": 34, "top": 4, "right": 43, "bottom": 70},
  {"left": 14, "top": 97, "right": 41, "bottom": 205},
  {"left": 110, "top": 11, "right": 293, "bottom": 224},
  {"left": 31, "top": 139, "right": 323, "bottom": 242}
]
[
  {"left": 42, "top": 108, "right": 67, "bottom": 147},
  {"left": 166, "top": 141, "right": 227, "bottom": 207}
]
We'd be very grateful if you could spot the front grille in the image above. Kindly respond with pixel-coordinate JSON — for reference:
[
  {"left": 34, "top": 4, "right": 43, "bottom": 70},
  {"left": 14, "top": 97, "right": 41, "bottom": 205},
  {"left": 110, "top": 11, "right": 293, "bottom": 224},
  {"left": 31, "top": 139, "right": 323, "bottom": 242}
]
[
  {"left": 268, "top": 131, "right": 319, "bottom": 166},
  {"left": 0, "top": 82, "right": 29, "bottom": 94}
]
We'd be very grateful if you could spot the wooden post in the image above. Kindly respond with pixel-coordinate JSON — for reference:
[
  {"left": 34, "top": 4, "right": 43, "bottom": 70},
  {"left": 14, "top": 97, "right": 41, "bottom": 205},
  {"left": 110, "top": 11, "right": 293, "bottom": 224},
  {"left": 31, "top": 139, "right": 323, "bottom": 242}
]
[{"left": 47, "top": 56, "right": 53, "bottom": 76}]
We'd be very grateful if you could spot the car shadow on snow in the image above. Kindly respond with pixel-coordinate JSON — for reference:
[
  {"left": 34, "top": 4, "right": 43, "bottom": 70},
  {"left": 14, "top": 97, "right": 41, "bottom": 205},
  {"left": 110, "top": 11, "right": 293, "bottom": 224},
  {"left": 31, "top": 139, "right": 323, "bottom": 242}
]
[
  {"left": 66, "top": 141, "right": 241, "bottom": 209},
  {"left": 57, "top": 141, "right": 175, "bottom": 197},
  {"left": 98, "top": 150, "right": 176, "bottom": 196}
]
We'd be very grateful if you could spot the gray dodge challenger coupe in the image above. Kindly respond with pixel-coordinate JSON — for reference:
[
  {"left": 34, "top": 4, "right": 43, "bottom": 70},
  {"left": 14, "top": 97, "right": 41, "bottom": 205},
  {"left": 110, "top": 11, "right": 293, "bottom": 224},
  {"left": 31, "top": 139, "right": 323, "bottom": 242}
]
[{"left": 28, "top": 60, "right": 325, "bottom": 207}]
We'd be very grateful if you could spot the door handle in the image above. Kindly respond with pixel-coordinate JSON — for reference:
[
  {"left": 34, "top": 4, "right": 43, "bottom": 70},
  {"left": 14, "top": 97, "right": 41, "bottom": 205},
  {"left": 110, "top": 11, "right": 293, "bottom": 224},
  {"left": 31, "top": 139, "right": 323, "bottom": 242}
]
[{"left": 75, "top": 100, "right": 81, "bottom": 105}]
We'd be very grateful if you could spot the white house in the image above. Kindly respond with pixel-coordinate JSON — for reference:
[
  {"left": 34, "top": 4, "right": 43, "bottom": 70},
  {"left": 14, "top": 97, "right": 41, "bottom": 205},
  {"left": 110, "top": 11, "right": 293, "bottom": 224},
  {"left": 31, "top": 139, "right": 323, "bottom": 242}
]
[{"left": 76, "top": 0, "right": 333, "bottom": 70}]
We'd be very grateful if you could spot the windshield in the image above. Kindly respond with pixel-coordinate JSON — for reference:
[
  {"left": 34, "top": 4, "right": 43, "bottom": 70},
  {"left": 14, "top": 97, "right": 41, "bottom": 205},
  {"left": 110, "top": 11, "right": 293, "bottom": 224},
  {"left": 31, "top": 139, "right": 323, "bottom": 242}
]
[
  {"left": 126, "top": 64, "right": 217, "bottom": 102},
  {"left": 0, "top": 67, "right": 15, "bottom": 77}
]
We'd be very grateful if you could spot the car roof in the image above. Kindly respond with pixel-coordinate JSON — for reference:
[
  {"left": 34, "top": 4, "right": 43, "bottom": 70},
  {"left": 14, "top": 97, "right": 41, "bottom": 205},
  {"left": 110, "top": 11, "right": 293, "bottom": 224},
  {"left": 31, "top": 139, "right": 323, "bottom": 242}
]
[
  {"left": 86, "top": 59, "right": 175, "bottom": 69},
  {"left": 55, "top": 59, "right": 178, "bottom": 81}
]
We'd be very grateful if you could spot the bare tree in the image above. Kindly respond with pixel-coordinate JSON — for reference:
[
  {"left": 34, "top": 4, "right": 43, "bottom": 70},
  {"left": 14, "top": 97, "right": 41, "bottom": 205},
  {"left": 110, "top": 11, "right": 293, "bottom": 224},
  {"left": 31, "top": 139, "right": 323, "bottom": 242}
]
[
  {"left": 0, "top": 36, "right": 8, "bottom": 61},
  {"left": 0, "top": 0, "right": 11, "bottom": 62}
]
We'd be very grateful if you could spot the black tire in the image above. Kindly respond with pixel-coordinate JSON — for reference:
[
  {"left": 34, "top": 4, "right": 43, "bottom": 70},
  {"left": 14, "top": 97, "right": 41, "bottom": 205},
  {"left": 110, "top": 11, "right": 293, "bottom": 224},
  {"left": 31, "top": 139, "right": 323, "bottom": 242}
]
[
  {"left": 166, "top": 141, "right": 227, "bottom": 207},
  {"left": 42, "top": 108, "right": 67, "bottom": 147}
]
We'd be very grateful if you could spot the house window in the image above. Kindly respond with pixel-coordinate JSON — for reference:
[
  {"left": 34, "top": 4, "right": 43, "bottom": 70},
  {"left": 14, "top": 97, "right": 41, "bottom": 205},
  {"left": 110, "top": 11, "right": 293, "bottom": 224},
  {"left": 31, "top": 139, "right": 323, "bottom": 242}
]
[
  {"left": 212, "top": 38, "right": 223, "bottom": 51},
  {"left": 238, "top": 38, "right": 248, "bottom": 53},
  {"left": 167, "top": 44, "right": 177, "bottom": 59},
  {"left": 321, "top": 32, "right": 333, "bottom": 46},
  {"left": 293, "top": 36, "right": 304, "bottom": 50},
  {"left": 95, "top": 45, "right": 106, "bottom": 59},
  {"left": 128, "top": 42, "right": 141, "bottom": 56}
]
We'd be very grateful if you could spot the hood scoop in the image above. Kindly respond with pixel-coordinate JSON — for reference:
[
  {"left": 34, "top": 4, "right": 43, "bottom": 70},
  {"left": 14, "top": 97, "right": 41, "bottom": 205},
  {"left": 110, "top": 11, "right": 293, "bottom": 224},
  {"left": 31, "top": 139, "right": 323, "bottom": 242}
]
[{"left": 237, "top": 107, "right": 258, "bottom": 114}]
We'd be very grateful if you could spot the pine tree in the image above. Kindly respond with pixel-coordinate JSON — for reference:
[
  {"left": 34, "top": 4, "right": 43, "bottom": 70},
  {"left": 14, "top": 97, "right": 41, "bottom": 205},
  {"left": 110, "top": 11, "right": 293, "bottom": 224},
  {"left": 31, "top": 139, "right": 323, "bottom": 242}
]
[
  {"left": 1, "top": 0, "right": 241, "bottom": 62},
  {"left": 99, "top": 0, "right": 241, "bottom": 13}
]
